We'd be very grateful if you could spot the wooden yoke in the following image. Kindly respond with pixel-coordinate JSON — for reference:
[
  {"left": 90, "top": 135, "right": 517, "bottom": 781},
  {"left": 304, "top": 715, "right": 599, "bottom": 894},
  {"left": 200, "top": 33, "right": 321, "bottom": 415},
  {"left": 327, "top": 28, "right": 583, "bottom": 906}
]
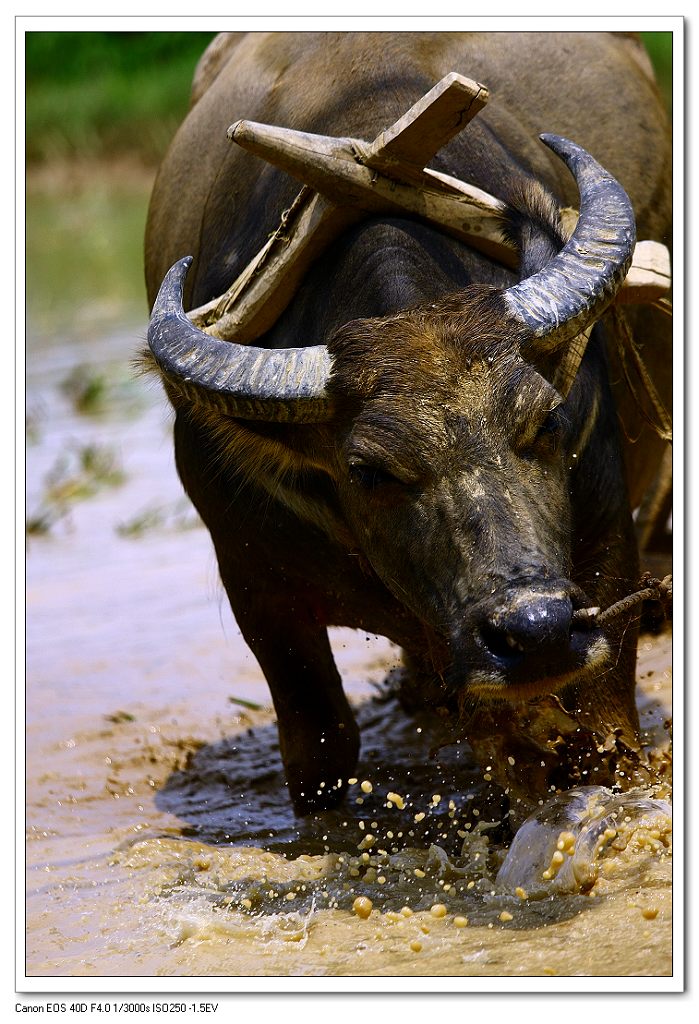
[
  {"left": 190, "top": 73, "right": 496, "bottom": 341},
  {"left": 188, "top": 72, "right": 671, "bottom": 343}
]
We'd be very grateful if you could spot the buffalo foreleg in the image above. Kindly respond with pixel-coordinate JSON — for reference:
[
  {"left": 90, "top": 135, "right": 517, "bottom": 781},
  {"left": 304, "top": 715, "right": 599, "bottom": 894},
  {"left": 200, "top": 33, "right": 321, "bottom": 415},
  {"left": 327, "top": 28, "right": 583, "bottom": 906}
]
[{"left": 229, "top": 587, "right": 360, "bottom": 814}]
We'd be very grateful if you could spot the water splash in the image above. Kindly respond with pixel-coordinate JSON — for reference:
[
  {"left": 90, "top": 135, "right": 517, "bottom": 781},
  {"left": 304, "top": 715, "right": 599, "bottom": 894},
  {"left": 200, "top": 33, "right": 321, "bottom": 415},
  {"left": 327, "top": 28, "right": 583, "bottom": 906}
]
[{"left": 496, "top": 785, "right": 672, "bottom": 896}]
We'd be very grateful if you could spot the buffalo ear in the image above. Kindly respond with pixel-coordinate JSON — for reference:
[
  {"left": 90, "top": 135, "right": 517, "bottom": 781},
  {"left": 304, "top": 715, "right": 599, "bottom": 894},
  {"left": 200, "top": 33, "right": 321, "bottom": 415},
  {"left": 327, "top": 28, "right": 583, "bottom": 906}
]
[
  {"left": 549, "top": 327, "right": 595, "bottom": 399},
  {"left": 197, "top": 410, "right": 340, "bottom": 485},
  {"left": 519, "top": 331, "right": 597, "bottom": 403},
  {"left": 499, "top": 179, "right": 566, "bottom": 279},
  {"left": 519, "top": 326, "right": 593, "bottom": 401}
]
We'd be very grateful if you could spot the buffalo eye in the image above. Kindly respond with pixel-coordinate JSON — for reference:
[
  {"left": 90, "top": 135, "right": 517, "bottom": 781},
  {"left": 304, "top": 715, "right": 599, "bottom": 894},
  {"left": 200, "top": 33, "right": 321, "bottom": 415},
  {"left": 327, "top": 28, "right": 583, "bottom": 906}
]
[
  {"left": 532, "top": 407, "right": 563, "bottom": 453},
  {"left": 538, "top": 408, "right": 560, "bottom": 436},
  {"left": 348, "top": 462, "right": 400, "bottom": 490}
]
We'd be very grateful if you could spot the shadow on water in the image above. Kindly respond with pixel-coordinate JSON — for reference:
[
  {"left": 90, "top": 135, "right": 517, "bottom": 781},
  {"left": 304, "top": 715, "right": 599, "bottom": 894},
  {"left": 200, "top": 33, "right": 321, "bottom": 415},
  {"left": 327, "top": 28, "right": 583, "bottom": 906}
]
[
  {"left": 154, "top": 687, "right": 503, "bottom": 854},
  {"left": 151, "top": 689, "right": 600, "bottom": 929}
]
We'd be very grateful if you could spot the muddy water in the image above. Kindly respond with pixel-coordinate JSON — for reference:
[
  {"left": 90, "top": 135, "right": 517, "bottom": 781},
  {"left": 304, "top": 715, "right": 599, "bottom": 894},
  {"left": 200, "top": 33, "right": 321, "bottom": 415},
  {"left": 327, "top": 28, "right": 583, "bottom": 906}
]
[{"left": 24, "top": 321, "right": 673, "bottom": 983}]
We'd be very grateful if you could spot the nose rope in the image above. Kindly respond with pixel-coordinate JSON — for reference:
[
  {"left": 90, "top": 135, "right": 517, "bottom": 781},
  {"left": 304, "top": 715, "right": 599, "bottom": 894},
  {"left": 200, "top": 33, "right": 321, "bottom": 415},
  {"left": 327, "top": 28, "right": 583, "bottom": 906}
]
[{"left": 572, "top": 573, "right": 672, "bottom": 629}]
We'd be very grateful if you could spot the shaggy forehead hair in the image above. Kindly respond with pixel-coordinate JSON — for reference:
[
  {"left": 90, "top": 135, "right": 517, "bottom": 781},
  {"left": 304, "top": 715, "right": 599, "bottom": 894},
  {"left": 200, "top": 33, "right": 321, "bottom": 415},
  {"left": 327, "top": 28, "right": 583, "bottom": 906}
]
[{"left": 327, "top": 283, "right": 533, "bottom": 404}]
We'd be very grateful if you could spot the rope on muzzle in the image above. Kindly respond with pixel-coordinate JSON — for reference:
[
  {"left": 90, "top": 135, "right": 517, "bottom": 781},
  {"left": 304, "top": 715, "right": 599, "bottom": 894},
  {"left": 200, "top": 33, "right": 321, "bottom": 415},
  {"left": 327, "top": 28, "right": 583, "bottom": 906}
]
[{"left": 571, "top": 573, "right": 672, "bottom": 629}]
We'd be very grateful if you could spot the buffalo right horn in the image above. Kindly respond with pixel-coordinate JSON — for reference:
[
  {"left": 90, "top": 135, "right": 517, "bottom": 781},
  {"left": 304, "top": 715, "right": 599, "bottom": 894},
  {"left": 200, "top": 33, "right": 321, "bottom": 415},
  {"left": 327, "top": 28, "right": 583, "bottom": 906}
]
[
  {"left": 147, "top": 256, "right": 334, "bottom": 422},
  {"left": 504, "top": 134, "right": 636, "bottom": 356}
]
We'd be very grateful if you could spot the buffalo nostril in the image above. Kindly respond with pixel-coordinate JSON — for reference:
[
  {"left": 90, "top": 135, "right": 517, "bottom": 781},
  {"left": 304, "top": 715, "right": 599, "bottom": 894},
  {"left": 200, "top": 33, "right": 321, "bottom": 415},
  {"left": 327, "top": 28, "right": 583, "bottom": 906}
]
[
  {"left": 480, "top": 623, "right": 527, "bottom": 663},
  {"left": 479, "top": 595, "right": 574, "bottom": 663}
]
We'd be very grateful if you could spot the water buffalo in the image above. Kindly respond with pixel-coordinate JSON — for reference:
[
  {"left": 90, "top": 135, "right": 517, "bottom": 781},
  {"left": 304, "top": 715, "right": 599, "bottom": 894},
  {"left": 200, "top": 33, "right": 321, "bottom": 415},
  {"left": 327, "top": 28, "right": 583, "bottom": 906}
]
[{"left": 144, "top": 32, "right": 671, "bottom": 814}]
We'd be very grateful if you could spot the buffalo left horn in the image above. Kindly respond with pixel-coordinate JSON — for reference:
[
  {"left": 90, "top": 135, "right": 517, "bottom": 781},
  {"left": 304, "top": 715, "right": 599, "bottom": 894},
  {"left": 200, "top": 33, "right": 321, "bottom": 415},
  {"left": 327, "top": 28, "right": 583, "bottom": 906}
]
[
  {"left": 147, "top": 256, "right": 334, "bottom": 422},
  {"left": 504, "top": 134, "right": 636, "bottom": 355}
]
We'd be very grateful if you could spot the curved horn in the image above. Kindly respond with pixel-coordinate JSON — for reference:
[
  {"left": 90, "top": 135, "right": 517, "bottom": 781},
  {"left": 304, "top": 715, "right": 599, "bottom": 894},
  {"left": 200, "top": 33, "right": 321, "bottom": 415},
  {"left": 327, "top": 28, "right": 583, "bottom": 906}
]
[
  {"left": 504, "top": 134, "right": 636, "bottom": 354},
  {"left": 147, "top": 256, "right": 334, "bottom": 422}
]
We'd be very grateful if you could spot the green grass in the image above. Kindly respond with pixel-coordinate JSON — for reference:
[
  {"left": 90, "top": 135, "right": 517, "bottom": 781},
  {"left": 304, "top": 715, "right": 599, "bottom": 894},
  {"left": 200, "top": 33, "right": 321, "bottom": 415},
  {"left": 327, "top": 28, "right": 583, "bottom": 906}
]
[
  {"left": 640, "top": 32, "right": 673, "bottom": 113},
  {"left": 25, "top": 32, "right": 216, "bottom": 164}
]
